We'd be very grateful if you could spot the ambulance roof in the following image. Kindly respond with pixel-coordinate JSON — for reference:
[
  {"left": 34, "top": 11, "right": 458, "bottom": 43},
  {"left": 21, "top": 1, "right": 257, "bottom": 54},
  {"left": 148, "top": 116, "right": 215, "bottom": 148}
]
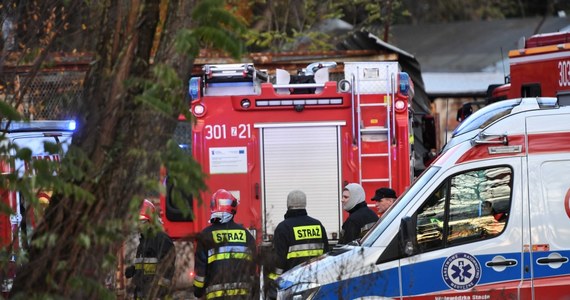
[
  {"left": 441, "top": 97, "right": 558, "bottom": 154},
  {"left": 0, "top": 120, "right": 76, "bottom": 133}
]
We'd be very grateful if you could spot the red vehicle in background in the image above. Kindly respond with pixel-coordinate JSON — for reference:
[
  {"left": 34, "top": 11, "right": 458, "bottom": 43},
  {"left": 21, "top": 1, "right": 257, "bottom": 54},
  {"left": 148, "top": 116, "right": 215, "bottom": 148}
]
[
  {"left": 491, "top": 31, "right": 570, "bottom": 101},
  {"left": 0, "top": 120, "right": 75, "bottom": 296},
  {"left": 161, "top": 61, "right": 415, "bottom": 246}
]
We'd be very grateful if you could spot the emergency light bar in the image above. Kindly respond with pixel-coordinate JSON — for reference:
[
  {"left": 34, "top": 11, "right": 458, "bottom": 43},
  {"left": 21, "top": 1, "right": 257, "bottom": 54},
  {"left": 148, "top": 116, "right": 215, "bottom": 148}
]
[
  {"left": 255, "top": 98, "right": 343, "bottom": 107},
  {"left": 0, "top": 120, "right": 76, "bottom": 133}
]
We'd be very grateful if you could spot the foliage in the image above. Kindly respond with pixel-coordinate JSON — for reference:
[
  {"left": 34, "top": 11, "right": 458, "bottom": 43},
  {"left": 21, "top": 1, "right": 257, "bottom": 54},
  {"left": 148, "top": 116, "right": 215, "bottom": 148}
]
[
  {"left": 176, "top": 0, "right": 247, "bottom": 58},
  {"left": 245, "top": 0, "right": 344, "bottom": 51},
  {"left": 0, "top": 0, "right": 242, "bottom": 298},
  {"left": 243, "top": 0, "right": 565, "bottom": 52}
]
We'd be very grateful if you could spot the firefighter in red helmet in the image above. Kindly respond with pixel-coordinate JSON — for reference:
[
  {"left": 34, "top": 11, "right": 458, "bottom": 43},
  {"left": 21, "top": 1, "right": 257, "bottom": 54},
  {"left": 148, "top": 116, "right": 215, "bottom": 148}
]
[
  {"left": 193, "top": 189, "right": 257, "bottom": 299},
  {"left": 125, "top": 199, "right": 176, "bottom": 299}
]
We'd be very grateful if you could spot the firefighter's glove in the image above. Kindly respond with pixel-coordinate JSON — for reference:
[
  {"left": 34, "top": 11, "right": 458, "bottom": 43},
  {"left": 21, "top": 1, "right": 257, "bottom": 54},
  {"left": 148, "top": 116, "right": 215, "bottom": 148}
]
[{"left": 125, "top": 265, "right": 135, "bottom": 278}]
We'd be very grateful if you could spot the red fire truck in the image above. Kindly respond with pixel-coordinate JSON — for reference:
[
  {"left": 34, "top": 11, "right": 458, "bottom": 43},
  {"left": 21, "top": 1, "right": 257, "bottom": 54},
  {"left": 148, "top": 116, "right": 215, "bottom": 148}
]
[
  {"left": 491, "top": 31, "right": 570, "bottom": 100},
  {"left": 161, "top": 62, "right": 414, "bottom": 245}
]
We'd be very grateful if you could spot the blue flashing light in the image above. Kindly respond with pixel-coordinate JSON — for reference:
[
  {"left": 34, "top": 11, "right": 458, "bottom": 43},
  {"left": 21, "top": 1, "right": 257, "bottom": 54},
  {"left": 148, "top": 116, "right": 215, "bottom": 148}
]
[
  {"left": 189, "top": 77, "right": 200, "bottom": 100},
  {"left": 399, "top": 72, "right": 410, "bottom": 96},
  {"left": 68, "top": 120, "right": 77, "bottom": 131}
]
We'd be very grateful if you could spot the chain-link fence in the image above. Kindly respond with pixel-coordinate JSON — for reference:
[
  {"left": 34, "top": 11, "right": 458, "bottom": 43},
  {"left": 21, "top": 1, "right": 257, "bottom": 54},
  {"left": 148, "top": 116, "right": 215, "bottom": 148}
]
[{"left": 1, "top": 56, "right": 90, "bottom": 121}]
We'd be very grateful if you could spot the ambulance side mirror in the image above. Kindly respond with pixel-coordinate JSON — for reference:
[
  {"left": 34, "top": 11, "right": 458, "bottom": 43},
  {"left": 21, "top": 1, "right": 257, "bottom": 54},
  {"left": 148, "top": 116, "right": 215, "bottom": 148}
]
[{"left": 399, "top": 216, "right": 417, "bottom": 256}]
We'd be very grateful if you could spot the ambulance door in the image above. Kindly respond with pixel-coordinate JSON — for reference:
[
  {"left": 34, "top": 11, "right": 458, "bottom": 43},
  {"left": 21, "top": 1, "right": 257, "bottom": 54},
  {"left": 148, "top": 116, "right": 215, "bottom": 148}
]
[
  {"left": 257, "top": 122, "right": 344, "bottom": 241},
  {"left": 525, "top": 113, "right": 570, "bottom": 299},
  {"left": 398, "top": 157, "right": 524, "bottom": 298}
]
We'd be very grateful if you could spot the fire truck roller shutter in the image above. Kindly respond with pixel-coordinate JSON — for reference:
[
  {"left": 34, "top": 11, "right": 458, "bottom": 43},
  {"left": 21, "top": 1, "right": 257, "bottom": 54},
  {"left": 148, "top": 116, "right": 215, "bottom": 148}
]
[{"left": 259, "top": 123, "right": 343, "bottom": 241}]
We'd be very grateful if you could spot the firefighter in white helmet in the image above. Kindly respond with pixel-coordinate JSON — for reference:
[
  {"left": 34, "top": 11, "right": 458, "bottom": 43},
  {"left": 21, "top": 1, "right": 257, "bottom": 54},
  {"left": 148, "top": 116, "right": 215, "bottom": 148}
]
[
  {"left": 125, "top": 199, "right": 175, "bottom": 299},
  {"left": 192, "top": 189, "right": 257, "bottom": 299}
]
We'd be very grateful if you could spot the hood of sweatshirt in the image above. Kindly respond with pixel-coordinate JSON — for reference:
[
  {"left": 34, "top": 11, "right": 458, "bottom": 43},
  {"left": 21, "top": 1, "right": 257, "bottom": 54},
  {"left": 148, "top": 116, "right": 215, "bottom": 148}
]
[{"left": 343, "top": 183, "right": 365, "bottom": 211}]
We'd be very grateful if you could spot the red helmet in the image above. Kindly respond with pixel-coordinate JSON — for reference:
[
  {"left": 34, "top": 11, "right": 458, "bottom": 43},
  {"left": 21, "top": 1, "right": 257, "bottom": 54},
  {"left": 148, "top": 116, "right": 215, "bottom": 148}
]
[
  {"left": 139, "top": 199, "right": 156, "bottom": 221},
  {"left": 210, "top": 189, "right": 238, "bottom": 215}
]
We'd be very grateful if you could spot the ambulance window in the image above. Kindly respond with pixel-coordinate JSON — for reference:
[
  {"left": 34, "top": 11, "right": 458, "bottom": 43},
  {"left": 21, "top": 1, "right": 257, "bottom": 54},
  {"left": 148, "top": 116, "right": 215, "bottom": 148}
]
[
  {"left": 447, "top": 166, "right": 511, "bottom": 245},
  {"left": 414, "top": 166, "right": 512, "bottom": 253},
  {"left": 416, "top": 181, "right": 447, "bottom": 252}
]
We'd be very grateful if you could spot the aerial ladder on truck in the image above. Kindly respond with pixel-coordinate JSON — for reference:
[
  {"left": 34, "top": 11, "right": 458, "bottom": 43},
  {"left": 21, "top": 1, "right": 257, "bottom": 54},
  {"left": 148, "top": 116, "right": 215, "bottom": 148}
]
[{"left": 348, "top": 62, "right": 412, "bottom": 189}]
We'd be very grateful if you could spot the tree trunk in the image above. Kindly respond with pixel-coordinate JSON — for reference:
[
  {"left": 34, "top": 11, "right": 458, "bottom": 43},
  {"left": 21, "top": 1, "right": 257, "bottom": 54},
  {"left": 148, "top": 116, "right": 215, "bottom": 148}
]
[{"left": 10, "top": 1, "right": 193, "bottom": 298}]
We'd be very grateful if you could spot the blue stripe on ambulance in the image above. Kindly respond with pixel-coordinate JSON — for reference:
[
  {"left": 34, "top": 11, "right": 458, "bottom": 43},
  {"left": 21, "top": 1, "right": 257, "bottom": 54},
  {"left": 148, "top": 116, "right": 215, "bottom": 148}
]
[
  {"left": 314, "top": 266, "right": 400, "bottom": 299},
  {"left": 401, "top": 252, "right": 522, "bottom": 295},
  {"left": 307, "top": 250, "right": 570, "bottom": 298}
]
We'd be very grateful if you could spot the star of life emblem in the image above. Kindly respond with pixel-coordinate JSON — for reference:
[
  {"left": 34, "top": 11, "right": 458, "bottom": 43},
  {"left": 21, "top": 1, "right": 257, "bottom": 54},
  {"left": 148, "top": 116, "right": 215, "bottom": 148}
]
[{"left": 442, "top": 252, "right": 482, "bottom": 290}]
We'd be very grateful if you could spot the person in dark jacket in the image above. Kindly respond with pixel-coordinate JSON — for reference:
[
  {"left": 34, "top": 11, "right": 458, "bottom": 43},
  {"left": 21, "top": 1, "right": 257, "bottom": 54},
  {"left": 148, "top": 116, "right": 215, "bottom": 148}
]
[
  {"left": 371, "top": 187, "right": 398, "bottom": 218},
  {"left": 125, "top": 199, "right": 176, "bottom": 300},
  {"left": 339, "top": 183, "right": 379, "bottom": 244},
  {"left": 268, "top": 190, "right": 329, "bottom": 282},
  {"left": 193, "top": 189, "right": 257, "bottom": 299}
]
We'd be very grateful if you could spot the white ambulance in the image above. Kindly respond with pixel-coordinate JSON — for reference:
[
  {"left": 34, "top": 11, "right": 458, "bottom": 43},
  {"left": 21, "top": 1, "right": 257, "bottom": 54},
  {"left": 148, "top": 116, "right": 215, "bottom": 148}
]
[{"left": 276, "top": 95, "right": 570, "bottom": 299}]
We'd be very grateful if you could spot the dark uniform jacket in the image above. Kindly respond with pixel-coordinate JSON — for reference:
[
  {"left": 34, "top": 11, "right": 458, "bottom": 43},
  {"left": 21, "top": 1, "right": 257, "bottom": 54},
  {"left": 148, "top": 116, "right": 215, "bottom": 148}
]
[
  {"left": 270, "top": 209, "right": 329, "bottom": 279},
  {"left": 339, "top": 202, "right": 379, "bottom": 244},
  {"left": 193, "top": 220, "right": 256, "bottom": 299},
  {"left": 130, "top": 229, "right": 176, "bottom": 299}
]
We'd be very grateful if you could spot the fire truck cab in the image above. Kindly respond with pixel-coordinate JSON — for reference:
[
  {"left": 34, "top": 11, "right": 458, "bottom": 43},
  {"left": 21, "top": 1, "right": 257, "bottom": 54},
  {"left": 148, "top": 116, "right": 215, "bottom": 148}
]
[
  {"left": 0, "top": 120, "right": 75, "bottom": 294},
  {"left": 277, "top": 94, "right": 570, "bottom": 299},
  {"left": 491, "top": 31, "right": 570, "bottom": 101},
  {"left": 161, "top": 61, "right": 414, "bottom": 245}
]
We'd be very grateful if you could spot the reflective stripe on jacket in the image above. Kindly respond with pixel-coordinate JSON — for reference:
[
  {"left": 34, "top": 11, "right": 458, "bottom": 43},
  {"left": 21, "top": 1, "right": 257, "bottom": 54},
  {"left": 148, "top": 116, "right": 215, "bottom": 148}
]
[
  {"left": 132, "top": 230, "right": 175, "bottom": 299},
  {"left": 205, "top": 282, "right": 252, "bottom": 299},
  {"left": 193, "top": 220, "right": 257, "bottom": 299},
  {"left": 270, "top": 209, "right": 329, "bottom": 279}
]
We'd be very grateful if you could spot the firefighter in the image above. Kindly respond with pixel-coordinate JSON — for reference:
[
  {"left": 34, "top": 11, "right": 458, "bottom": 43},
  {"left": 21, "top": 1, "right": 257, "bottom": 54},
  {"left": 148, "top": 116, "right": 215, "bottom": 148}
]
[
  {"left": 266, "top": 190, "right": 329, "bottom": 298},
  {"left": 193, "top": 189, "right": 257, "bottom": 299},
  {"left": 125, "top": 199, "right": 176, "bottom": 299},
  {"left": 339, "top": 183, "right": 379, "bottom": 244}
]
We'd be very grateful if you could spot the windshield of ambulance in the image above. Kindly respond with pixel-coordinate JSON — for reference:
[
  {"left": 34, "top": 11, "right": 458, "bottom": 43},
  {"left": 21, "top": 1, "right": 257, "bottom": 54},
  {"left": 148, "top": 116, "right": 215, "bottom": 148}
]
[{"left": 360, "top": 166, "right": 441, "bottom": 247}]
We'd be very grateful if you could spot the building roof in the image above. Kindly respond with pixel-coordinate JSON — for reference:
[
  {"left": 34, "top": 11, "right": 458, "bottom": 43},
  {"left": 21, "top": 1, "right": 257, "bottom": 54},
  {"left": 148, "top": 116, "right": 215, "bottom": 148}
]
[
  {"left": 380, "top": 17, "right": 570, "bottom": 97},
  {"left": 423, "top": 72, "right": 506, "bottom": 97},
  {"left": 389, "top": 17, "right": 570, "bottom": 73}
]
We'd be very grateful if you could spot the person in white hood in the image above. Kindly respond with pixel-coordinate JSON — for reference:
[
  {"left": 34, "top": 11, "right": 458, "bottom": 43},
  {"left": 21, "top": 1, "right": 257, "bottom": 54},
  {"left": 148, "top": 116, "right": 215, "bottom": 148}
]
[{"left": 339, "top": 183, "right": 379, "bottom": 244}]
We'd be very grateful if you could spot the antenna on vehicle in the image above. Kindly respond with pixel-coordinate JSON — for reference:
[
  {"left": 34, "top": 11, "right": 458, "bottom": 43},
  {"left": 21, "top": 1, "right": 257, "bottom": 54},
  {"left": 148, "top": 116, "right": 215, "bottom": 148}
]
[
  {"left": 444, "top": 98, "right": 449, "bottom": 145},
  {"left": 500, "top": 47, "right": 507, "bottom": 84}
]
